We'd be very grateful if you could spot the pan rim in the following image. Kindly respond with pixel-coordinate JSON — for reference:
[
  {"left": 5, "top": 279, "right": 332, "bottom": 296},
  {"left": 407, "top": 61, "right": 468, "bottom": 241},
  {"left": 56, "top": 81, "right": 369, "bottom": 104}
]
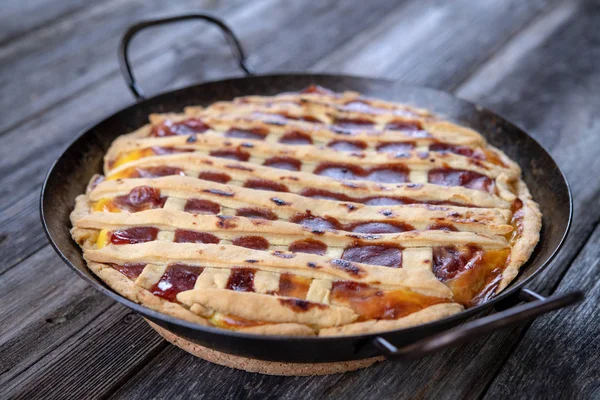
[{"left": 40, "top": 72, "right": 573, "bottom": 344}]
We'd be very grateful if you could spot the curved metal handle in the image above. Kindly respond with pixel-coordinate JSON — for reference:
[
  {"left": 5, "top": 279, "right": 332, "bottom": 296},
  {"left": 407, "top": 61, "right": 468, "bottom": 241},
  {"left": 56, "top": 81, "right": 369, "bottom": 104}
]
[
  {"left": 118, "top": 12, "right": 253, "bottom": 100},
  {"left": 373, "top": 289, "right": 583, "bottom": 361}
]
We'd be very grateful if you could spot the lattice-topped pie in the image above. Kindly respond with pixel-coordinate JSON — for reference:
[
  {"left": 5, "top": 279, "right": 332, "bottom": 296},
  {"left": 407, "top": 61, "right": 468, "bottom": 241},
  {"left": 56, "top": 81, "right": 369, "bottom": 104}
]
[{"left": 70, "top": 85, "right": 541, "bottom": 336}]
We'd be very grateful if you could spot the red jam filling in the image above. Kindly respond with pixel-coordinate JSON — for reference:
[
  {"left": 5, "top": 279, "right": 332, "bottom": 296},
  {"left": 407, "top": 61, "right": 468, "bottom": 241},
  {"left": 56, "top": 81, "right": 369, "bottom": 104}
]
[
  {"left": 198, "top": 171, "right": 231, "bottom": 184},
  {"left": 110, "top": 227, "right": 159, "bottom": 245},
  {"left": 225, "top": 127, "right": 268, "bottom": 140},
  {"left": 236, "top": 207, "right": 278, "bottom": 220},
  {"left": 384, "top": 120, "right": 430, "bottom": 137},
  {"left": 151, "top": 263, "right": 204, "bottom": 302},
  {"left": 262, "top": 156, "right": 302, "bottom": 171},
  {"left": 151, "top": 118, "right": 210, "bottom": 137},
  {"left": 327, "top": 140, "right": 367, "bottom": 152},
  {"left": 432, "top": 245, "right": 510, "bottom": 306},
  {"left": 341, "top": 244, "right": 402, "bottom": 268},
  {"left": 174, "top": 229, "right": 220, "bottom": 244},
  {"left": 244, "top": 179, "right": 289, "bottom": 192},
  {"left": 132, "top": 166, "right": 185, "bottom": 178},
  {"left": 277, "top": 273, "right": 312, "bottom": 299},
  {"left": 376, "top": 142, "right": 415, "bottom": 154},
  {"left": 330, "top": 281, "right": 447, "bottom": 321},
  {"left": 209, "top": 149, "right": 250, "bottom": 162},
  {"left": 226, "top": 268, "right": 256, "bottom": 292},
  {"left": 428, "top": 168, "right": 495, "bottom": 192},
  {"left": 288, "top": 239, "right": 328, "bottom": 255},
  {"left": 109, "top": 263, "right": 146, "bottom": 279},
  {"left": 290, "top": 213, "right": 341, "bottom": 231},
  {"left": 231, "top": 236, "right": 270, "bottom": 250},
  {"left": 279, "top": 131, "right": 313, "bottom": 145},
  {"left": 314, "top": 163, "right": 408, "bottom": 183},
  {"left": 184, "top": 199, "right": 220, "bottom": 215},
  {"left": 113, "top": 186, "right": 166, "bottom": 212},
  {"left": 332, "top": 118, "right": 377, "bottom": 134},
  {"left": 348, "top": 221, "right": 413, "bottom": 234}
]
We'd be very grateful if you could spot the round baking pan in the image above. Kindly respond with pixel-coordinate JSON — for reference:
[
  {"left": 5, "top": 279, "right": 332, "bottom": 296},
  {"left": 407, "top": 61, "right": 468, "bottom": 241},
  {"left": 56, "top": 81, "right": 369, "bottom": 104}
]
[{"left": 41, "top": 13, "right": 582, "bottom": 363}]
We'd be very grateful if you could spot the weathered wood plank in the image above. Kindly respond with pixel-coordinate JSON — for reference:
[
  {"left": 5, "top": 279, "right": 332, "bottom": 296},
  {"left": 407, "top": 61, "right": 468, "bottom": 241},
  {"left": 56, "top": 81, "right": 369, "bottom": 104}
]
[
  {"left": 0, "top": 0, "right": 91, "bottom": 44},
  {"left": 312, "top": 0, "right": 555, "bottom": 90},
  {"left": 0, "top": 246, "right": 167, "bottom": 399},
  {"left": 0, "top": 0, "right": 249, "bottom": 135},
  {"left": 483, "top": 225, "right": 600, "bottom": 399}
]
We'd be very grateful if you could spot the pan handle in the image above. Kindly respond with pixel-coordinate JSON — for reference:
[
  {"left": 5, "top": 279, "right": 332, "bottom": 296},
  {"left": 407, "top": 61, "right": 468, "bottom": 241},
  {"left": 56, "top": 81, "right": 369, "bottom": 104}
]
[
  {"left": 372, "top": 289, "right": 583, "bottom": 361},
  {"left": 118, "top": 13, "right": 253, "bottom": 100}
]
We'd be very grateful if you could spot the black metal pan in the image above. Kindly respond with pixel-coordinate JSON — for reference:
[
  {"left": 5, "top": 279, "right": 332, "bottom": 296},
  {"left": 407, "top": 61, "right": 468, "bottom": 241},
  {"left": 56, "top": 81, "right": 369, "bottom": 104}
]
[{"left": 41, "top": 13, "right": 582, "bottom": 363}]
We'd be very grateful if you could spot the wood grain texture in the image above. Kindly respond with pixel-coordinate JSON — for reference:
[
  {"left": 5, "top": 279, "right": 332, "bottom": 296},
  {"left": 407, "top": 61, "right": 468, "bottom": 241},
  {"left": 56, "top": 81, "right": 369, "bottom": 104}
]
[
  {"left": 484, "top": 226, "right": 600, "bottom": 400},
  {"left": 1, "top": 0, "right": 599, "bottom": 398}
]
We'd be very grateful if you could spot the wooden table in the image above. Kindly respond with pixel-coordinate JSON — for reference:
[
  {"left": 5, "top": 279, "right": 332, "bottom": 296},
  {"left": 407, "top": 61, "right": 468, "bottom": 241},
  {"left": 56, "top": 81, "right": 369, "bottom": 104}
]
[{"left": 1, "top": 0, "right": 599, "bottom": 398}]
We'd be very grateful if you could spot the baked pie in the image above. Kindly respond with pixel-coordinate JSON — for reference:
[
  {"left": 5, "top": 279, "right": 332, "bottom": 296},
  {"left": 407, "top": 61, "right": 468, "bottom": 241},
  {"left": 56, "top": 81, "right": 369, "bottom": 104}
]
[{"left": 70, "top": 85, "right": 541, "bottom": 336}]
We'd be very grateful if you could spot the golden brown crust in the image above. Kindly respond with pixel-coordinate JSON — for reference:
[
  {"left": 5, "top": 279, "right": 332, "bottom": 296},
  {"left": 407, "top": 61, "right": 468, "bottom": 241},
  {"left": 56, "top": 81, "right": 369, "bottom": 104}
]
[{"left": 70, "top": 86, "right": 541, "bottom": 336}]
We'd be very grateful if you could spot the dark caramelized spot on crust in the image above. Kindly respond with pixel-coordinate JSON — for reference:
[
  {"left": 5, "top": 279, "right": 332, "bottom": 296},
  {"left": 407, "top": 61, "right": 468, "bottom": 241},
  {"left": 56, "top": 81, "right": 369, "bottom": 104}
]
[
  {"left": 184, "top": 198, "right": 220, "bottom": 215},
  {"left": 108, "top": 263, "right": 146, "bottom": 279},
  {"left": 110, "top": 227, "right": 158, "bottom": 245},
  {"left": 198, "top": 171, "right": 231, "bottom": 184},
  {"left": 327, "top": 140, "right": 367, "bottom": 152},
  {"left": 244, "top": 179, "right": 289, "bottom": 192},
  {"left": 133, "top": 166, "right": 185, "bottom": 178},
  {"left": 342, "top": 244, "right": 402, "bottom": 268},
  {"left": 330, "top": 259, "right": 365, "bottom": 276},
  {"left": 209, "top": 149, "right": 250, "bottom": 162},
  {"left": 348, "top": 221, "right": 414, "bottom": 234},
  {"left": 270, "top": 197, "right": 290, "bottom": 206},
  {"left": 151, "top": 118, "right": 210, "bottom": 137},
  {"left": 236, "top": 207, "right": 278, "bottom": 220},
  {"left": 384, "top": 120, "right": 430, "bottom": 137},
  {"left": 113, "top": 186, "right": 166, "bottom": 212},
  {"left": 278, "top": 273, "right": 312, "bottom": 299},
  {"left": 376, "top": 142, "right": 415, "bottom": 154},
  {"left": 232, "top": 236, "right": 270, "bottom": 250},
  {"left": 216, "top": 216, "right": 237, "bottom": 229},
  {"left": 279, "top": 131, "right": 313, "bottom": 145},
  {"left": 203, "top": 188, "right": 235, "bottom": 197},
  {"left": 290, "top": 212, "right": 341, "bottom": 230},
  {"left": 278, "top": 298, "right": 326, "bottom": 312},
  {"left": 174, "top": 229, "right": 220, "bottom": 244},
  {"left": 428, "top": 223, "right": 459, "bottom": 232},
  {"left": 263, "top": 156, "right": 302, "bottom": 171},
  {"left": 226, "top": 268, "right": 256, "bottom": 292},
  {"left": 330, "top": 282, "right": 447, "bottom": 321},
  {"left": 428, "top": 168, "right": 495, "bottom": 192},
  {"left": 151, "top": 264, "right": 204, "bottom": 302},
  {"left": 332, "top": 118, "right": 376, "bottom": 134},
  {"left": 225, "top": 127, "right": 268, "bottom": 140},
  {"left": 288, "top": 239, "right": 328, "bottom": 255},
  {"left": 314, "top": 163, "right": 409, "bottom": 183}
]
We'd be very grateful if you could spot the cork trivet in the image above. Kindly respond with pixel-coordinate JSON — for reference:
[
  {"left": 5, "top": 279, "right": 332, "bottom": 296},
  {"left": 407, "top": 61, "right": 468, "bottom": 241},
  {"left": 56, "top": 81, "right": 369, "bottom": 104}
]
[{"left": 146, "top": 320, "right": 384, "bottom": 376}]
